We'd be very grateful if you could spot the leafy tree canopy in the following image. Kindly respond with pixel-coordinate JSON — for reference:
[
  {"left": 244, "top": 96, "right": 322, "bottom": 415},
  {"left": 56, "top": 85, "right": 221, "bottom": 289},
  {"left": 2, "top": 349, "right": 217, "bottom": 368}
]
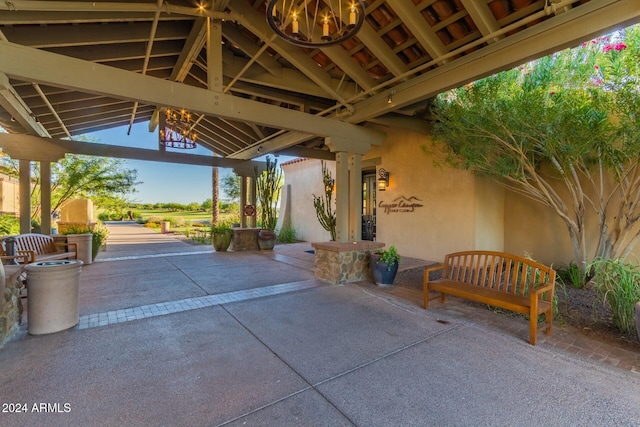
[{"left": 430, "top": 24, "right": 640, "bottom": 278}]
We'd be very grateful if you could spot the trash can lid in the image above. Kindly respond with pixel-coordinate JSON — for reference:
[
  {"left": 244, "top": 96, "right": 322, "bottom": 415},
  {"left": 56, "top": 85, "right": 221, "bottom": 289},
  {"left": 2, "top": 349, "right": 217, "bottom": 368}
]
[{"left": 25, "top": 259, "right": 83, "bottom": 271}]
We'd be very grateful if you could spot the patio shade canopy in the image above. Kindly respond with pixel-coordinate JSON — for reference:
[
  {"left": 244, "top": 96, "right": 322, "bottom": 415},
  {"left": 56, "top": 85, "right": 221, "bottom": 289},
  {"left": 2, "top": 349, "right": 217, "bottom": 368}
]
[{"left": 0, "top": 0, "right": 638, "bottom": 165}]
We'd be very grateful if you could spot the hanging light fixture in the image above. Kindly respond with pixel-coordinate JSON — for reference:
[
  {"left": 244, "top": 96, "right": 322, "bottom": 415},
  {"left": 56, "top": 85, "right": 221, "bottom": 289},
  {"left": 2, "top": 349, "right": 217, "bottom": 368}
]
[
  {"left": 159, "top": 107, "right": 198, "bottom": 149},
  {"left": 266, "top": 0, "right": 366, "bottom": 48}
]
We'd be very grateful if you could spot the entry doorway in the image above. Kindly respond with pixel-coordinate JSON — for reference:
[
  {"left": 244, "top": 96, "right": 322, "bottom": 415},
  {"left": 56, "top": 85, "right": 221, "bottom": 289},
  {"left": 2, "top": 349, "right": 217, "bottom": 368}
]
[{"left": 362, "top": 172, "right": 376, "bottom": 241}]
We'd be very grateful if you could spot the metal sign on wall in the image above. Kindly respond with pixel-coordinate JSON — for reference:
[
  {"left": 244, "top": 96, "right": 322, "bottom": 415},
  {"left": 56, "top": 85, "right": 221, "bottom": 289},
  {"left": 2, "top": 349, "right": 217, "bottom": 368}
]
[{"left": 378, "top": 196, "right": 424, "bottom": 214}]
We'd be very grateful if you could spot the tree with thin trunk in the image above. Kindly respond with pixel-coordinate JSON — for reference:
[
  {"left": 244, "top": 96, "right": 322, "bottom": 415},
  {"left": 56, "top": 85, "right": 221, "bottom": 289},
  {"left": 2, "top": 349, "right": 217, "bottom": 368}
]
[
  {"left": 3, "top": 154, "right": 139, "bottom": 224},
  {"left": 430, "top": 25, "right": 640, "bottom": 281},
  {"left": 211, "top": 166, "right": 219, "bottom": 225}
]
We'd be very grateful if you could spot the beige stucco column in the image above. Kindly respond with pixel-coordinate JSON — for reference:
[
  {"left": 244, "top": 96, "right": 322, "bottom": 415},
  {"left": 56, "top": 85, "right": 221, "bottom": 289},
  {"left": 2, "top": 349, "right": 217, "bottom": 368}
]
[
  {"left": 239, "top": 175, "right": 248, "bottom": 228},
  {"left": 40, "top": 161, "right": 52, "bottom": 234},
  {"left": 249, "top": 175, "right": 257, "bottom": 228},
  {"left": 19, "top": 159, "right": 30, "bottom": 233},
  {"left": 334, "top": 152, "right": 349, "bottom": 241},
  {"left": 349, "top": 153, "right": 362, "bottom": 241},
  {"left": 326, "top": 137, "right": 372, "bottom": 242}
]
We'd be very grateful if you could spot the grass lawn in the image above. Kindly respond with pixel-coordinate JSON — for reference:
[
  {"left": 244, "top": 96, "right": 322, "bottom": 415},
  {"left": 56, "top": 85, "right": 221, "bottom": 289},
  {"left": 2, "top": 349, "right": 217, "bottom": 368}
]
[
  {"left": 136, "top": 209, "right": 217, "bottom": 222},
  {"left": 136, "top": 210, "right": 241, "bottom": 243}
]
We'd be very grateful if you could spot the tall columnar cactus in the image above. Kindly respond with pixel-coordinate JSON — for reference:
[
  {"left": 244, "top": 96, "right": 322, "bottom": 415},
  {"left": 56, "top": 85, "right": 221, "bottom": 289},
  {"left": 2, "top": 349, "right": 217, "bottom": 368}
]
[
  {"left": 313, "top": 161, "right": 337, "bottom": 241},
  {"left": 256, "top": 156, "right": 283, "bottom": 231}
]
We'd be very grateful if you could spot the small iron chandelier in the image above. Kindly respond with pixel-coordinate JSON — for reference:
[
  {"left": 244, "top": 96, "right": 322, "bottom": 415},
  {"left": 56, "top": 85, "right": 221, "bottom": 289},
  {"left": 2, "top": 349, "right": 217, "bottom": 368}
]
[
  {"left": 159, "top": 108, "right": 197, "bottom": 149},
  {"left": 266, "top": 0, "right": 366, "bottom": 48},
  {"left": 378, "top": 168, "right": 389, "bottom": 191}
]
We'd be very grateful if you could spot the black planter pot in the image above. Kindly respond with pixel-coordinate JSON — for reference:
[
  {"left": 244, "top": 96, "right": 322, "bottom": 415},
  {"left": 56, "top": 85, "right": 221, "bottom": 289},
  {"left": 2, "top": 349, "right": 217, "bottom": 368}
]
[{"left": 370, "top": 254, "right": 399, "bottom": 286}]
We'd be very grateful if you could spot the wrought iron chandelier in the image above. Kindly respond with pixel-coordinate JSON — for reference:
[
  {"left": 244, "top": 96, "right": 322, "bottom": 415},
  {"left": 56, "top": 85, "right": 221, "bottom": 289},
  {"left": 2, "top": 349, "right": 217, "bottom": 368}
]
[
  {"left": 159, "top": 108, "right": 197, "bottom": 149},
  {"left": 266, "top": 0, "right": 366, "bottom": 48}
]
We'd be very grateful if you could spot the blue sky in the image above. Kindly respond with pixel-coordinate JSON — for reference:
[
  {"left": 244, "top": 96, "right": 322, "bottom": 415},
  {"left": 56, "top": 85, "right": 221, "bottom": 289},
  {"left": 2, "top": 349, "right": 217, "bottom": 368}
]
[{"left": 88, "top": 122, "right": 233, "bottom": 204}]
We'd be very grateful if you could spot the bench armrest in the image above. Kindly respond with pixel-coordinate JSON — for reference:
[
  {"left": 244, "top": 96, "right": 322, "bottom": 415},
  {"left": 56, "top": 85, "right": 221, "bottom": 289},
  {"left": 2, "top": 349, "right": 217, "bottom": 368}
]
[
  {"left": 529, "top": 282, "right": 555, "bottom": 303},
  {"left": 4, "top": 250, "right": 36, "bottom": 264},
  {"left": 1, "top": 253, "right": 32, "bottom": 264},
  {"left": 53, "top": 242, "right": 78, "bottom": 254},
  {"left": 424, "top": 264, "right": 446, "bottom": 274},
  {"left": 423, "top": 264, "right": 446, "bottom": 284}
]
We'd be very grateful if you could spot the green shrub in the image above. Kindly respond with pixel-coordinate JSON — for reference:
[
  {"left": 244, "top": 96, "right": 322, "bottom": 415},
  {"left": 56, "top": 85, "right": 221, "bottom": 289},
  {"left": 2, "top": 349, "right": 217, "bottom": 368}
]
[
  {"left": 589, "top": 258, "right": 640, "bottom": 335},
  {"left": 556, "top": 262, "right": 586, "bottom": 289},
  {"left": 61, "top": 225, "right": 92, "bottom": 235},
  {"left": 164, "top": 216, "right": 185, "bottom": 227},
  {"left": 92, "top": 221, "right": 110, "bottom": 246},
  {"left": 0, "top": 214, "right": 20, "bottom": 236},
  {"left": 277, "top": 224, "right": 297, "bottom": 243}
]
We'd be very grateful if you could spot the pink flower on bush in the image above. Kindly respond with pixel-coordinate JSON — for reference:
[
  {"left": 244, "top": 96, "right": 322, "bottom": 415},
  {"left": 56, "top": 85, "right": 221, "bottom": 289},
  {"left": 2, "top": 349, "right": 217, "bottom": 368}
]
[
  {"left": 594, "top": 65, "right": 600, "bottom": 70},
  {"left": 603, "top": 43, "right": 627, "bottom": 53}
]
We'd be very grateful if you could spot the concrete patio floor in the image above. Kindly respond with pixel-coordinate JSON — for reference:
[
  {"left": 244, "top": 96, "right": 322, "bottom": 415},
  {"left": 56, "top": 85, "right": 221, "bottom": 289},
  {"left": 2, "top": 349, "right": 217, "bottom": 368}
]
[{"left": 1, "top": 223, "right": 639, "bottom": 426}]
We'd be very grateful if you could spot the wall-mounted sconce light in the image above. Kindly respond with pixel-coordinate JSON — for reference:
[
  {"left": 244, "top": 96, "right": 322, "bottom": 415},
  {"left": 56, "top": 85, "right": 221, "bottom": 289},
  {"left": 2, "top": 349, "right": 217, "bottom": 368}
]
[
  {"left": 378, "top": 168, "right": 390, "bottom": 191},
  {"left": 257, "top": 145, "right": 263, "bottom": 154}
]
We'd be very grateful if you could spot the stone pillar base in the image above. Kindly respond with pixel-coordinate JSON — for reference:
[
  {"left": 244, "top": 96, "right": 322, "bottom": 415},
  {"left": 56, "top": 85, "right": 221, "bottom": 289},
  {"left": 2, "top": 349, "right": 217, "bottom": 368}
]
[
  {"left": 312, "top": 241, "right": 385, "bottom": 284},
  {"left": 231, "top": 228, "right": 260, "bottom": 251}
]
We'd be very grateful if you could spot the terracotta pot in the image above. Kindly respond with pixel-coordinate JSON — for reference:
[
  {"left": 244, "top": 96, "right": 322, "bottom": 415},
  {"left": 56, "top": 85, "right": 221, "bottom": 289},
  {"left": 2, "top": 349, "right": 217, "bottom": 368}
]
[
  {"left": 258, "top": 229, "right": 277, "bottom": 250},
  {"left": 212, "top": 232, "right": 232, "bottom": 252}
]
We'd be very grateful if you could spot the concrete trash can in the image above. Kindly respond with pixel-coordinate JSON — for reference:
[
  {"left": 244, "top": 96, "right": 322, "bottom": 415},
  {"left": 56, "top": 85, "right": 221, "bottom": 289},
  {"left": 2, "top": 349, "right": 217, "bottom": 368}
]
[{"left": 26, "top": 260, "right": 83, "bottom": 335}]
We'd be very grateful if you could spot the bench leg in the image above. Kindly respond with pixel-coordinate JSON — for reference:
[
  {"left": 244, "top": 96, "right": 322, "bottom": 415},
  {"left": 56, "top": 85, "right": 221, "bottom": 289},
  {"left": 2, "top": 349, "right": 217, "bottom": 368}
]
[
  {"left": 440, "top": 293, "right": 446, "bottom": 304},
  {"left": 529, "top": 315, "right": 538, "bottom": 346},
  {"left": 545, "top": 309, "right": 553, "bottom": 336},
  {"left": 423, "top": 284, "right": 429, "bottom": 309}
]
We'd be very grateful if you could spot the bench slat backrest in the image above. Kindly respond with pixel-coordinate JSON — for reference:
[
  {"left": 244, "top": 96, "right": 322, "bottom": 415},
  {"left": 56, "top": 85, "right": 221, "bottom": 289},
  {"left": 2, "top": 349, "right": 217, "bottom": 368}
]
[
  {"left": 11, "top": 234, "right": 57, "bottom": 255},
  {"left": 443, "top": 250, "right": 555, "bottom": 295}
]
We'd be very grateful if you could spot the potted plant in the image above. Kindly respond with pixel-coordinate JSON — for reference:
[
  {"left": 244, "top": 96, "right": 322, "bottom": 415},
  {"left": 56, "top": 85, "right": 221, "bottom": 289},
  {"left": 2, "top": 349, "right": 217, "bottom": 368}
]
[
  {"left": 61, "top": 225, "right": 93, "bottom": 265},
  {"left": 370, "top": 245, "right": 401, "bottom": 286},
  {"left": 91, "top": 221, "right": 110, "bottom": 261},
  {"left": 256, "top": 156, "right": 283, "bottom": 250},
  {"left": 211, "top": 221, "right": 233, "bottom": 252}
]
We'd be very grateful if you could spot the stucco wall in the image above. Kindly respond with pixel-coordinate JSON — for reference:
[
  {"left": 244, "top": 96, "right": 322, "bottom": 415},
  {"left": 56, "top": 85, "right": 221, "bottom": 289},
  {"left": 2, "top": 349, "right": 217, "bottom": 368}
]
[
  {"left": 60, "top": 198, "right": 94, "bottom": 222},
  {"left": 280, "top": 158, "right": 337, "bottom": 243},
  {"left": 0, "top": 174, "right": 19, "bottom": 215},
  {"left": 503, "top": 171, "right": 640, "bottom": 268},
  {"left": 364, "top": 128, "right": 502, "bottom": 261},
  {"left": 281, "top": 128, "right": 507, "bottom": 262}
]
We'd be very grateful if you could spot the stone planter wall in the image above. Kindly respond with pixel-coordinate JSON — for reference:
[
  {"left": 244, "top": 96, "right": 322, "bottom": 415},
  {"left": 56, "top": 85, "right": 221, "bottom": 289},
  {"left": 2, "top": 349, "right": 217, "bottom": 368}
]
[
  {"left": 231, "top": 228, "right": 260, "bottom": 251},
  {"left": 1, "top": 265, "right": 25, "bottom": 347},
  {"left": 312, "top": 241, "right": 385, "bottom": 284}
]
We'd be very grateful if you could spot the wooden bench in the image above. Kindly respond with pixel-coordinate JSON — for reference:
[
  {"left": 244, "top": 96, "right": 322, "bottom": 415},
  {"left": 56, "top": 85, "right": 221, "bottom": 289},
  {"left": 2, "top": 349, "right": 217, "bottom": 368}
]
[
  {"left": 0, "top": 234, "right": 78, "bottom": 264},
  {"left": 423, "top": 250, "right": 556, "bottom": 345}
]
